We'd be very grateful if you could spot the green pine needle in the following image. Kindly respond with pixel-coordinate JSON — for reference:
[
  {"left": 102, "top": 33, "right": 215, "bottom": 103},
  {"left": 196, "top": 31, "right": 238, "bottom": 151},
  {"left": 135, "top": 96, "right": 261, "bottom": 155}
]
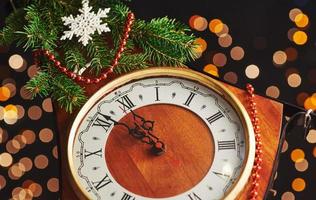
[{"left": 0, "top": 0, "right": 198, "bottom": 112}]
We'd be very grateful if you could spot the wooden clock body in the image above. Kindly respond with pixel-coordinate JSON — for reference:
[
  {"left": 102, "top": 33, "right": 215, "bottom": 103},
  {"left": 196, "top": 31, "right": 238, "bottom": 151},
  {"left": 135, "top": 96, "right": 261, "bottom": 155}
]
[{"left": 55, "top": 68, "right": 283, "bottom": 200}]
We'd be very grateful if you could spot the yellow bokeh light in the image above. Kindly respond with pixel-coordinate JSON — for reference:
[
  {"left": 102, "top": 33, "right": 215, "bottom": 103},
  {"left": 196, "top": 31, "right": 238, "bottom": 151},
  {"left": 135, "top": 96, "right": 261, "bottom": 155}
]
[
  {"left": 304, "top": 97, "right": 316, "bottom": 110},
  {"left": 4, "top": 110, "right": 18, "bottom": 125},
  {"left": 4, "top": 104, "right": 17, "bottom": 113},
  {"left": 294, "top": 13, "right": 309, "bottom": 28},
  {"left": 203, "top": 64, "right": 219, "bottom": 77},
  {"left": 0, "top": 87, "right": 10, "bottom": 102},
  {"left": 209, "top": 19, "right": 223, "bottom": 33},
  {"left": 293, "top": 31, "right": 307, "bottom": 45}
]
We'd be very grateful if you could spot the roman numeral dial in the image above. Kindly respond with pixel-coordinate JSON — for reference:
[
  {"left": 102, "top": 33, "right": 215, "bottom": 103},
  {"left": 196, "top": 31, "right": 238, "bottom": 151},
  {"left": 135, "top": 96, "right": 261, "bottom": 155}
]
[{"left": 72, "top": 76, "right": 247, "bottom": 200}]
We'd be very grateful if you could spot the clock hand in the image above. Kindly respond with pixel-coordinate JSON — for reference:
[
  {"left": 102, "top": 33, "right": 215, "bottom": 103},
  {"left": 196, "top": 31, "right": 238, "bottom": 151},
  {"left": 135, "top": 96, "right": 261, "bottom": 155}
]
[
  {"left": 130, "top": 110, "right": 166, "bottom": 155},
  {"left": 100, "top": 112, "right": 166, "bottom": 155}
]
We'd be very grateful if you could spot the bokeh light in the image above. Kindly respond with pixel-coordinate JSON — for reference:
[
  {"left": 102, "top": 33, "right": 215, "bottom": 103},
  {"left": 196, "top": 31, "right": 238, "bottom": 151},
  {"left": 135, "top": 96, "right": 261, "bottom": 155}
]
[
  {"left": 245, "top": 64, "right": 260, "bottom": 79},
  {"left": 194, "top": 37, "right": 207, "bottom": 56},
  {"left": 0, "top": 152, "right": 13, "bottom": 167},
  {"left": 266, "top": 86, "right": 280, "bottom": 98},
  {"left": 273, "top": 50, "right": 287, "bottom": 66},
  {"left": 293, "top": 30, "right": 307, "bottom": 45},
  {"left": 287, "top": 73, "right": 301, "bottom": 87},
  {"left": 294, "top": 13, "right": 309, "bottom": 28},
  {"left": 304, "top": 97, "right": 316, "bottom": 110},
  {"left": 223, "top": 71, "right": 238, "bottom": 84},
  {"left": 215, "top": 24, "right": 229, "bottom": 37},
  {"left": 218, "top": 34, "right": 232, "bottom": 48},
  {"left": 203, "top": 64, "right": 219, "bottom": 77},
  {"left": 289, "top": 8, "right": 302, "bottom": 22},
  {"left": 209, "top": 19, "right": 224, "bottom": 33},
  {"left": 8, "top": 54, "right": 24, "bottom": 70},
  {"left": 230, "top": 46, "right": 244, "bottom": 61},
  {"left": 212, "top": 53, "right": 227, "bottom": 67},
  {"left": 0, "top": 87, "right": 11, "bottom": 101}
]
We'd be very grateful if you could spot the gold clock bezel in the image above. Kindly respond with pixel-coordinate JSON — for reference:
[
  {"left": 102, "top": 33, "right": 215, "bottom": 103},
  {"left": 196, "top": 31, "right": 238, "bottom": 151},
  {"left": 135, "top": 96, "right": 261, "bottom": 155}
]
[{"left": 67, "top": 67, "right": 255, "bottom": 200}]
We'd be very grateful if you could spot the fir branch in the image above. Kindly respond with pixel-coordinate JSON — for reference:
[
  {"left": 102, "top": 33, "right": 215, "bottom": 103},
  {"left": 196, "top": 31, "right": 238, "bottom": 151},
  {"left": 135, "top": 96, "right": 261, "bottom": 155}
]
[
  {"left": 115, "top": 52, "right": 149, "bottom": 74},
  {"left": 51, "top": 73, "right": 87, "bottom": 113},
  {"left": 64, "top": 48, "right": 87, "bottom": 71},
  {"left": 26, "top": 71, "right": 52, "bottom": 98},
  {"left": 16, "top": 4, "right": 58, "bottom": 51},
  {"left": 132, "top": 17, "right": 198, "bottom": 66},
  {"left": 1, "top": 0, "right": 198, "bottom": 112},
  {"left": 0, "top": 8, "right": 26, "bottom": 45}
]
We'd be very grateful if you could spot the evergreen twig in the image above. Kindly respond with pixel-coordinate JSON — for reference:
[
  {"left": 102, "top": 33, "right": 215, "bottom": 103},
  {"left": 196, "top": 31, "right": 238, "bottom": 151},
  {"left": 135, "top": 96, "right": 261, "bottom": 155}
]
[{"left": 0, "top": 0, "right": 198, "bottom": 112}]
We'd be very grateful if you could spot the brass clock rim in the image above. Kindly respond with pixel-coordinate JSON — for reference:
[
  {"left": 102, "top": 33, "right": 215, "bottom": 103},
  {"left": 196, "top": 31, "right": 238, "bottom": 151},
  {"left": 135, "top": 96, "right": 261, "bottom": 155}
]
[{"left": 67, "top": 67, "right": 256, "bottom": 200}]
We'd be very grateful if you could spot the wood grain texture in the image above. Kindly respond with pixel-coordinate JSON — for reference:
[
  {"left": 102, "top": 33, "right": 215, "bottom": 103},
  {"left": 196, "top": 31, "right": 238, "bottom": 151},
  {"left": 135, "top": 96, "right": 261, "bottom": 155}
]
[
  {"left": 223, "top": 84, "right": 283, "bottom": 200},
  {"left": 105, "top": 104, "right": 214, "bottom": 198},
  {"left": 56, "top": 79, "right": 283, "bottom": 200}
]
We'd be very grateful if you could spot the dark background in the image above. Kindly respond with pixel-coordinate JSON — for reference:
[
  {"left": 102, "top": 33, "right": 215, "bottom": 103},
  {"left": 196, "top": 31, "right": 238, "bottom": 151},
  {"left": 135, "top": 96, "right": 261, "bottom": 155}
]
[{"left": 1, "top": 0, "right": 316, "bottom": 199}]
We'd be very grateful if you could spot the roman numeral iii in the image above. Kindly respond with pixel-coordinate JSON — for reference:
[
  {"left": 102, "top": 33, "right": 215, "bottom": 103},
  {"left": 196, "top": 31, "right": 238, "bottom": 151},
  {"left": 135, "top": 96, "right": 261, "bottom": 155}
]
[{"left": 217, "top": 140, "right": 236, "bottom": 150}]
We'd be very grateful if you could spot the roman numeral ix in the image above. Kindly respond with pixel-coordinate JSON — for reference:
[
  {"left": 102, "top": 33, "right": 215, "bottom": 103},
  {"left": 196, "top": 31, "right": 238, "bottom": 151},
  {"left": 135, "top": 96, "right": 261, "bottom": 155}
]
[{"left": 92, "top": 174, "right": 112, "bottom": 191}]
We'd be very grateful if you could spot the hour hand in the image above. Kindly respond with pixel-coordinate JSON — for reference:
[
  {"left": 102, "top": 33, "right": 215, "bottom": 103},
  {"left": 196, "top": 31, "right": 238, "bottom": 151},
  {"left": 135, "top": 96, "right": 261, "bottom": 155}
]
[{"left": 96, "top": 112, "right": 130, "bottom": 130}]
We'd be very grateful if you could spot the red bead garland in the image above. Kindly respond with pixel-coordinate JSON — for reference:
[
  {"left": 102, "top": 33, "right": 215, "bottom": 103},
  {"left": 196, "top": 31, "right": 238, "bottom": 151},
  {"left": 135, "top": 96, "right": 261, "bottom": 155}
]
[
  {"left": 246, "top": 83, "right": 263, "bottom": 200},
  {"left": 33, "top": 12, "right": 135, "bottom": 84}
]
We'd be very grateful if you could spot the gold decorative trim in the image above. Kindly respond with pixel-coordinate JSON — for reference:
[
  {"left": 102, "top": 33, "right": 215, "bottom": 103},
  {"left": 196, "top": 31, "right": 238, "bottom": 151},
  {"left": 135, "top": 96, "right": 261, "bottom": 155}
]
[{"left": 67, "top": 67, "right": 255, "bottom": 200}]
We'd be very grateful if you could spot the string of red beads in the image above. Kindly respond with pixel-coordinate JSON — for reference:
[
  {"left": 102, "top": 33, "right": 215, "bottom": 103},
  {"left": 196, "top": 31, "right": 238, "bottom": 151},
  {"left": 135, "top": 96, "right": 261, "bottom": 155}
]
[
  {"left": 246, "top": 83, "right": 263, "bottom": 200},
  {"left": 33, "top": 12, "right": 135, "bottom": 84}
]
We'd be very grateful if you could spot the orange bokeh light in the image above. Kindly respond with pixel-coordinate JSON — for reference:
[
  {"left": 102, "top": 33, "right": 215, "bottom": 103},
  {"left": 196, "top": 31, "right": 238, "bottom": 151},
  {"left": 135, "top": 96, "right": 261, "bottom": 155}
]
[
  {"left": 203, "top": 64, "right": 219, "bottom": 77},
  {"left": 0, "top": 87, "right": 10, "bottom": 102},
  {"left": 209, "top": 19, "right": 224, "bottom": 33},
  {"left": 293, "top": 31, "right": 307, "bottom": 45},
  {"left": 294, "top": 13, "right": 309, "bottom": 28}
]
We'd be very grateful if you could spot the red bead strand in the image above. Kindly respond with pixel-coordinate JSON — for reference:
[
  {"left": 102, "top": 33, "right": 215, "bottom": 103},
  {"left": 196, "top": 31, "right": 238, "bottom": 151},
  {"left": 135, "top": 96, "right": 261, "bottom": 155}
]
[
  {"left": 32, "top": 12, "right": 135, "bottom": 84},
  {"left": 246, "top": 83, "right": 263, "bottom": 200}
]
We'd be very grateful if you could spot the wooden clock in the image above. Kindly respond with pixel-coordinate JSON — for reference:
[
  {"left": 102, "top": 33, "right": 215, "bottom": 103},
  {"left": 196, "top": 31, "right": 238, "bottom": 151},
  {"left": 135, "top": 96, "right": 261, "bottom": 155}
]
[{"left": 56, "top": 67, "right": 283, "bottom": 200}]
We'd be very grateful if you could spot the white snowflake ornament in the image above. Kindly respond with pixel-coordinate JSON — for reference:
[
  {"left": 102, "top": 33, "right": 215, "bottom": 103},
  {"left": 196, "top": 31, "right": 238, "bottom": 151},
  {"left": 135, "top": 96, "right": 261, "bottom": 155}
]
[{"left": 60, "top": 0, "right": 111, "bottom": 46}]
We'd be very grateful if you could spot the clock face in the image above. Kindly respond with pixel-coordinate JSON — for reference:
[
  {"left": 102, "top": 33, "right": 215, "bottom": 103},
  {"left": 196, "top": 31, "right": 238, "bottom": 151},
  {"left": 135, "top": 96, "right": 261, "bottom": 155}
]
[{"left": 68, "top": 69, "right": 254, "bottom": 200}]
